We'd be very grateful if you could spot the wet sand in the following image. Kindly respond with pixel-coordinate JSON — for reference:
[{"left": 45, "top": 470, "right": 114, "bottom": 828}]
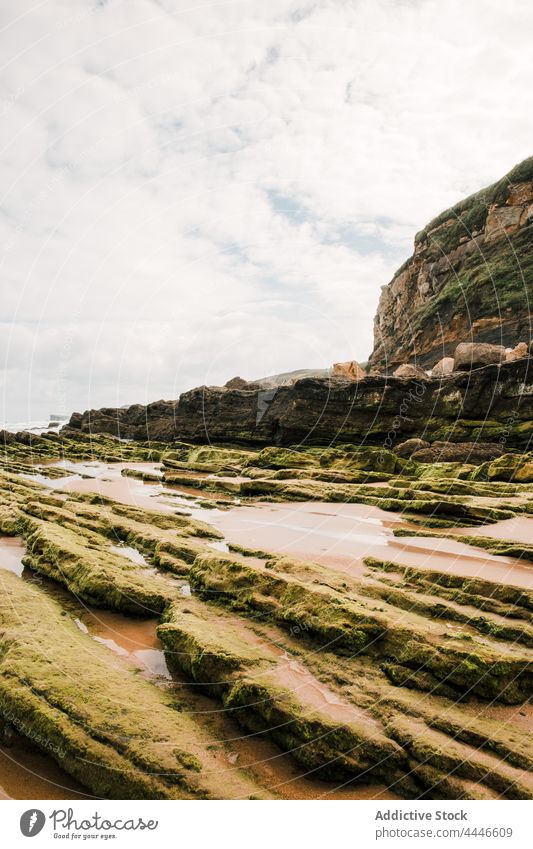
[
  {"left": 26, "top": 458, "right": 533, "bottom": 586},
  {"left": 209, "top": 500, "right": 533, "bottom": 589},
  {"left": 456, "top": 515, "right": 533, "bottom": 545},
  {"left": 0, "top": 743, "right": 91, "bottom": 800},
  {"left": 3, "top": 461, "right": 530, "bottom": 801},
  {"left": 0, "top": 537, "right": 26, "bottom": 576}
]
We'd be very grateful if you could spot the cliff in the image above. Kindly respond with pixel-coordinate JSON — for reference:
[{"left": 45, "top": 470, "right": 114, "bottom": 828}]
[
  {"left": 64, "top": 357, "right": 533, "bottom": 449},
  {"left": 63, "top": 157, "right": 533, "bottom": 450},
  {"left": 369, "top": 157, "right": 533, "bottom": 370}
]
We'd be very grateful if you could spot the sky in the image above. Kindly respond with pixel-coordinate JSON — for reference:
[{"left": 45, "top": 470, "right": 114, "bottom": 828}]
[{"left": 1, "top": 0, "right": 531, "bottom": 422}]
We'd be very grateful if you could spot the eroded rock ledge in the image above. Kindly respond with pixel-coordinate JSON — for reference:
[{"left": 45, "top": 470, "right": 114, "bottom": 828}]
[{"left": 62, "top": 357, "right": 533, "bottom": 448}]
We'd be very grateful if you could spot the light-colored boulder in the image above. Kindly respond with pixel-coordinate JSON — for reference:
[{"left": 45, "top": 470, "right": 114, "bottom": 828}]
[
  {"left": 331, "top": 360, "right": 366, "bottom": 381},
  {"left": 453, "top": 342, "right": 506, "bottom": 371},
  {"left": 393, "top": 363, "right": 428, "bottom": 380},
  {"left": 505, "top": 342, "right": 528, "bottom": 362},
  {"left": 431, "top": 357, "right": 454, "bottom": 377}
]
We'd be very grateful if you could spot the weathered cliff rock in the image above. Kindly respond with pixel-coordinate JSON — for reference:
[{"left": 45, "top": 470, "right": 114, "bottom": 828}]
[
  {"left": 431, "top": 357, "right": 455, "bottom": 377},
  {"left": 332, "top": 360, "right": 366, "bottom": 380},
  {"left": 506, "top": 342, "right": 529, "bottom": 362},
  {"left": 64, "top": 356, "right": 533, "bottom": 449},
  {"left": 454, "top": 342, "right": 506, "bottom": 371},
  {"left": 224, "top": 376, "right": 248, "bottom": 389},
  {"left": 393, "top": 364, "right": 428, "bottom": 380},
  {"left": 370, "top": 157, "right": 533, "bottom": 369}
]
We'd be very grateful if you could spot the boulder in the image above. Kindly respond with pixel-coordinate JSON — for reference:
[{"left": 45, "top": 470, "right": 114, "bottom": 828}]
[
  {"left": 431, "top": 357, "right": 454, "bottom": 377},
  {"left": 505, "top": 342, "right": 529, "bottom": 362},
  {"left": 393, "top": 364, "right": 428, "bottom": 380},
  {"left": 411, "top": 441, "right": 504, "bottom": 465},
  {"left": 0, "top": 429, "right": 15, "bottom": 445},
  {"left": 487, "top": 452, "right": 533, "bottom": 482},
  {"left": 331, "top": 360, "right": 366, "bottom": 381},
  {"left": 395, "top": 438, "right": 430, "bottom": 458},
  {"left": 453, "top": 342, "right": 506, "bottom": 371},
  {"left": 224, "top": 376, "right": 248, "bottom": 390}
]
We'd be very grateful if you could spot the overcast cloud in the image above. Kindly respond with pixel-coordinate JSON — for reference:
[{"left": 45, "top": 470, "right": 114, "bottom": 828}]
[{"left": 1, "top": 0, "right": 531, "bottom": 421}]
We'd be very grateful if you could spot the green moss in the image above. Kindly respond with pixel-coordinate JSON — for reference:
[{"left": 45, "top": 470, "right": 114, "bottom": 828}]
[
  {"left": 0, "top": 570, "right": 266, "bottom": 800},
  {"left": 158, "top": 600, "right": 404, "bottom": 783}
]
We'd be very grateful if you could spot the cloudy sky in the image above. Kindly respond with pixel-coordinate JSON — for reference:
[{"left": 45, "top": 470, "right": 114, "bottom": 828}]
[{"left": 1, "top": 0, "right": 531, "bottom": 422}]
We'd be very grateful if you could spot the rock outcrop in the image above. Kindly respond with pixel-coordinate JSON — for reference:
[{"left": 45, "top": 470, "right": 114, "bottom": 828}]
[
  {"left": 393, "top": 364, "right": 428, "bottom": 380},
  {"left": 63, "top": 356, "right": 533, "bottom": 449},
  {"left": 506, "top": 342, "right": 529, "bottom": 362},
  {"left": 369, "top": 157, "right": 533, "bottom": 370},
  {"left": 224, "top": 376, "right": 248, "bottom": 389},
  {"left": 453, "top": 342, "right": 506, "bottom": 371},
  {"left": 332, "top": 360, "right": 366, "bottom": 380},
  {"left": 431, "top": 357, "right": 454, "bottom": 377}
]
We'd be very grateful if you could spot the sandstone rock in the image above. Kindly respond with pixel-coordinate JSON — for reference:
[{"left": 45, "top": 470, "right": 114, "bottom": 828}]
[
  {"left": 331, "top": 360, "right": 366, "bottom": 381},
  {"left": 412, "top": 442, "right": 504, "bottom": 464},
  {"left": 505, "top": 342, "right": 529, "bottom": 362},
  {"left": 369, "top": 157, "right": 533, "bottom": 370},
  {"left": 431, "top": 357, "right": 454, "bottom": 377},
  {"left": 487, "top": 452, "right": 533, "bottom": 482},
  {"left": 224, "top": 376, "right": 248, "bottom": 390},
  {"left": 453, "top": 342, "right": 506, "bottom": 371},
  {"left": 63, "top": 358, "right": 533, "bottom": 450},
  {"left": 395, "top": 438, "right": 430, "bottom": 458},
  {"left": 393, "top": 364, "right": 428, "bottom": 380},
  {"left": 484, "top": 204, "right": 522, "bottom": 241}
]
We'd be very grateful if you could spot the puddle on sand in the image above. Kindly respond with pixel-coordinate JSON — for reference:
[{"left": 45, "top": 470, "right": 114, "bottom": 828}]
[
  {"left": 0, "top": 537, "right": 172, "bottom": 685},
  {"left": 208, "top": 540, "right": 230, "bottom": 553},
  {"left": 208, "top": 500, "right": 533, "bottom": 589},
  {"left": 263, "top": 647, "right": 383, "bottom": 728},
  {"left": 0, "top": 741, "right": 91, "bottom": 800},
  {"left": 455, "top": 515, "right": 533, "bottom": 545},
  {"left": 32, "top": 459, "right": 234, "bottom": 523},
  {"left": 0, "top": 537, "right": 26, "bottom": 576},
  {"left": 109, "top": 543, "right": 150, "bottom": 566}
]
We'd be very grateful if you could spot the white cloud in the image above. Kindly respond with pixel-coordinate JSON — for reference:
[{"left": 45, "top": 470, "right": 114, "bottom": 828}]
[{"left": 1, "top": 0, "right": 531, "bottom": 420}]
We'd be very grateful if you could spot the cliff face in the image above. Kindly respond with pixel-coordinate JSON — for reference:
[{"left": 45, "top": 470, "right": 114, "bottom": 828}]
[
  {"left": 64, "top": 357, "right": 533, "bottom": 449},
  {"left": 369, "top": 158, "right": 533, "bottom": 370},
  {"left": 63, "top": 157, "right": 533, "bottom": 450}
]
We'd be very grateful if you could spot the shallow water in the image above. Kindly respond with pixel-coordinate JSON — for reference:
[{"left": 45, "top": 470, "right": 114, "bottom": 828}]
[
  {"left": 32, "top": 460, "right": 533, "bottom": 589},
  {"left": 4, "top": 459, "right": 531, "bottom": 801},
  {"left": 0, "top": 535, "right": 173, "bottom": 799},
  {"left": 208, "top": 500, "right": 533, "bottom": 589},
  {"left": 36, "top": 459, "right": 233, "bottom": 523},
  {"left": 0, "top": 743, "right": 91, "bottom": 800}
]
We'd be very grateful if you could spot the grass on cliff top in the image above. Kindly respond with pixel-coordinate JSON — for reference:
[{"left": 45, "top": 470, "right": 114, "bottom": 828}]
[{"left": 414, "top": 156, "right": 533, "bottom": 246}]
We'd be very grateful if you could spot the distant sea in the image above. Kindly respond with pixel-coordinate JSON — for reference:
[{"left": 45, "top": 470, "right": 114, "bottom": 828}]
[{"left": 2, "top": 419, "right": 64, "bottom": 435}]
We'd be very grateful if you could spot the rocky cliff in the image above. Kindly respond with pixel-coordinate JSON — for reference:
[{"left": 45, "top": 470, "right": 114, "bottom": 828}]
[
  {"left": 63, "top": 157, "right": 533, "bottom": 450},
  {"left": 369, "top": 157, "right": 533, "bottom": 370},
  {"left": 64, "top": 356, "right": 533, "bottom": 449}
]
